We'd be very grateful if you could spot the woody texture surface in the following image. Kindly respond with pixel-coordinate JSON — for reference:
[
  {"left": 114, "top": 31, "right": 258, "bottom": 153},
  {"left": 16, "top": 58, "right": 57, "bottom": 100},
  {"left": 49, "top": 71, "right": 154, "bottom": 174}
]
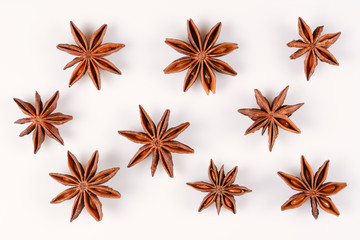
[
  {"left": 57, "top": 21, "right": 125, "bottom": 90},
  {"left": 287, "top": 17, "right": 340, "bottom": 80},
  {"left": 187, "top": 159, "right": 251, "bottom": 214},
  {"left": 13, "top": 91, "right": 72, "bottom": 154},
  {"left": 238, "top": 86, "right": 303, "bottom": 152},
  {"left": 118, "top": 105, "right": 194, "bottom": 178},
  {"left": 50, "top": 151, "right": 121, "bottom": 222},
  {"left": 164, "top": 19, "right": 238, "bottom": 94},
  {"left": 278, "top": 156, "right": 347, "bottom": 219}
]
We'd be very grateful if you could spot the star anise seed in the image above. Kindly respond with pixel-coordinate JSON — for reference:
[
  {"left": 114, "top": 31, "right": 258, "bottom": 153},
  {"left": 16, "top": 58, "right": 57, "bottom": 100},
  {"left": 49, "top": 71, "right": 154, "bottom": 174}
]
[
  {"left": 57, "top": 21, "right": 125, "bottom": 90},
  {"left": 278, "top": 155, "right": 347, "bottom": 219},
  {"left": 164, "top": 19, "right": 238, "bottom": 95},
  {"left": 14, "top": 91, "right": 73, "bottom": 154},
  {"left": 238, "top": 85, "right": 304, "bottom": 152},
  {"left": 287, "top": 17, "right": 341, "bottom": 80},
  {"left": 50, "top": 151, "right": 121, "bottom": 222},
  {"left": 118, "top": 105, "right": 194, "bottom": 178},
  {"left": 187, "top": 159, "right": 251, "bottom": 214}
]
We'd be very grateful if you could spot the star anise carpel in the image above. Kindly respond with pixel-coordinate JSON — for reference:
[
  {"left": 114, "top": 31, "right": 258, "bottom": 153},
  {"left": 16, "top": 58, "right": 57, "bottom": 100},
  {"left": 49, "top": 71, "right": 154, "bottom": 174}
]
[
  {"left": 14, "top": 91, "right": 72, "bottom": 154},
  {"left": 164, "top": 19, "right": 238, "bottom": 95},
  {"left": 278, "top": 155, "right": 347, "bottom": 219},
  {"left": 50, "top": 151, "right": 121, "bottom": 222},
  {"left": 187, "top": 159, "right": 251, "bottom": 214},
  {"left": 57, "top": 21, "right": 125, "bottom": 90},
  {"left": 287, "top": 17, "right": 341, "bottom": 80},
  {"left": 118, "top": 105, "right": 194, "bottom": 178},
  {"left": 238, "top": 85, "right": 303, "bottom": 152}
]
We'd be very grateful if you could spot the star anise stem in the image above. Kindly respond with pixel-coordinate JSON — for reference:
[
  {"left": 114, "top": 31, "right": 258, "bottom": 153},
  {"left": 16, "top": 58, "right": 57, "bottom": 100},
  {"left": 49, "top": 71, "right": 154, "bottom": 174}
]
[{"left": 311, "top": 197, "right": 319, "bottom": 219}]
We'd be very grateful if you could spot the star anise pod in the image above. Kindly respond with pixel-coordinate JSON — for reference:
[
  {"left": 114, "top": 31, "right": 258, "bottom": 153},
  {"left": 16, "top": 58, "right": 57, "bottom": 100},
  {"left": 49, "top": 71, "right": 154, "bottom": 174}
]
[
  {"left": 118, "top": 105, "right": 194, "bottom": 178},
  {"left": 238, "top": 86, "right": 303, "bottom": 152},
  {"left": 14, "top": 91, "right": 73, "bottom": 154},
  {"left": 278, "top": 156, "right": 347, "bottom": 219},
  {"left": 187, "top": 159, "right": 251, "bottom": 214},
  {"left": 287, "top": 17, "right": 341, "bottom": 80},
  {"left": 164, "top": 19, "right": 238, "bottom": 95},
  {"left": 50, "top": 151, "right": 121, "bottom": 222},
  {"left": 57, "top": 21, "right": 125, "bottom": 90}
]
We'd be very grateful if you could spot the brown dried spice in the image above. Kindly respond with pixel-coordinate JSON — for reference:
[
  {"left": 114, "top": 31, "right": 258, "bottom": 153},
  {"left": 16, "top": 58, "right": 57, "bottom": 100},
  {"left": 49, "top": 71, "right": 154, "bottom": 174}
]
[
  {"left": 14, "top": 91, "right": 72, "bottom": 154},
  {"left": 57, "top": 21, "right": 125, "bottom": 90},
  {"left": 164, "top": 19, "right": 238, "bottom": 95},
  {"left": 118, "top": 105, "right": 194, "bottom": 178},
  {"left": 238, "top": 86, "right": 303, "bottom": 152},
  {"left": 50, "top": 151, "right": 121, "bottom": 222},
  {"left": 278, "top": 156, "right": 347, "bottom": 219},
  {"left": 187, "top": 159, "right": 251, "bottom": 214},
  {"left": 287, "top": 17, "right": 340, "bottom": 80}
]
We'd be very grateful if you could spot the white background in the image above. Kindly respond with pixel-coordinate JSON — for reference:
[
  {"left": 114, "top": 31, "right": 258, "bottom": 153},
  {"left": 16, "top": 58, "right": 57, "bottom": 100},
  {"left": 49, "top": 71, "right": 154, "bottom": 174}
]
[{"left": 0, "top": 0, "right": 359, "bottom": 239}]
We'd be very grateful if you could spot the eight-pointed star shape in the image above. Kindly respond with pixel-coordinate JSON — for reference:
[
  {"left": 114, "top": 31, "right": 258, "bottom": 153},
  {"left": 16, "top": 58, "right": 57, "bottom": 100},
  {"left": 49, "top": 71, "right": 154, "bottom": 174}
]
[
  {"left": 118, "top": 105, "right": 194, "bottom": 177},
  {"left": 278, "top": 155, "right": 347, "bottom": 219},
  {"left": 287, "top": 17, "right": 341, "bottom": 80},
  {"left": 14, "top": 91, "right": 73, "bottom": 154},
  {"left": 238, "top": 86, "right": 304, "bottom": 152},
  {"left": 164, "top": 19, "right": 238, "bottom": 95},
  {"left": 57, "top": 21, "right": 125, "bottom": 90},
  {"left": 50, "top": 151, "right": 121, "bottom": 222},
  {"left": 187, "top": 159, "right": 251, "bottom": 214}
]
